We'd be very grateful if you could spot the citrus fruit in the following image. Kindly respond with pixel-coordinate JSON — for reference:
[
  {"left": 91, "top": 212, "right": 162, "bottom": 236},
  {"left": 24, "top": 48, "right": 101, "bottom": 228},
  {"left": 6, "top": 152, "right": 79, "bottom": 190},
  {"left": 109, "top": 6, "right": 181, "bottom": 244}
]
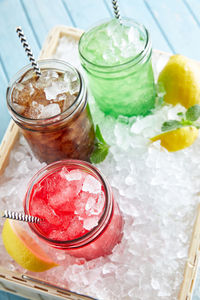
[
  {"left": 150, "top": 126, "right": 198, "bottom": 152},
  {"left": 2, "top": 219, "right": 58, "bottom": 272},
  {"left": 158, "top": 54, "right": 200, "bottom": 108}
]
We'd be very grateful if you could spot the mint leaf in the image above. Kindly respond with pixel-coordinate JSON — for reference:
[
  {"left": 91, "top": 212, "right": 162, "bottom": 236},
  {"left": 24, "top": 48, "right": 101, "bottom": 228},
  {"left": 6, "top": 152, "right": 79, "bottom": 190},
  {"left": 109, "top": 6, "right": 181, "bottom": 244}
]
[
  {"left": 90, "top": 143, "right": 109, "bottom": 164},
  {"left": 90, "top": 125, "right": 110, "bottom": 164},
  {"left": 161, "top": 120, "right": 183, "bottom": 132},
  {"left": 186, "top": 105, "right": 200, "bottom": 121},
  {"left": 95, "top": 125, "right": 107, "bottom": 144}
]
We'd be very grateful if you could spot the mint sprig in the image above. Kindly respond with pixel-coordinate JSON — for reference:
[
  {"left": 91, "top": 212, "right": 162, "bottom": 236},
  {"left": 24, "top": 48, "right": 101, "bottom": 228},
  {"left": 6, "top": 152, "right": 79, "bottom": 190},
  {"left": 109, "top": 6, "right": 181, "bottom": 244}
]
[
  {"left": 161, "top": 105, "right": 200, "bottom": 132},
  {"left": 90, "top": 125, "right": 110, "bottom": 164}
]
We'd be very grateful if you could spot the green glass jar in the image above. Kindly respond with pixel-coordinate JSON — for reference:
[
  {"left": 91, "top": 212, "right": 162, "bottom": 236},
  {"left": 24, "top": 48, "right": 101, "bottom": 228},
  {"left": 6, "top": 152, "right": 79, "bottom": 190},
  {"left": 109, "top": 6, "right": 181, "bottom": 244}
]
[{"left": 78, "top": 18, "right": 156, "bottom": 118}]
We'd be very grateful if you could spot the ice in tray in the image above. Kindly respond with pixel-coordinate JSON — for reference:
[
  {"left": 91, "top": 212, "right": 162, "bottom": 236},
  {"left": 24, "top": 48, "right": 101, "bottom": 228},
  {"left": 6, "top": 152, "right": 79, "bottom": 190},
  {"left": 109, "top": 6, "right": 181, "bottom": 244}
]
[{"left": 0, "top": 34, "right": 199, "bottom": 300}]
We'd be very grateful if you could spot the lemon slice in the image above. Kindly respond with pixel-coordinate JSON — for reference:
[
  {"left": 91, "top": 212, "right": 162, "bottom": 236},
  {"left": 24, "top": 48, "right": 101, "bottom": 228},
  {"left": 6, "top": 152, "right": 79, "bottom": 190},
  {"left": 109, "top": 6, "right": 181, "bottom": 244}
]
[
  {"left": 2, "top": 219, "right": 58, "bottom": 272},
  {"left": 158, "top": 54, "right": 200, "bottom": 108},
  {"left": 150, "top": 126, "right": 198, "bottom": 152}
]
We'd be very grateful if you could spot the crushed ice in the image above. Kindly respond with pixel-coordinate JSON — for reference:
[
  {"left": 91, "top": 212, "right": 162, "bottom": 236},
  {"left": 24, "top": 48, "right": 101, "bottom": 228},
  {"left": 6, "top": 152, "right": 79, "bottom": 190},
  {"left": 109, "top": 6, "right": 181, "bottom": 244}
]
[
  {"left": 83, "top": 216, "right": 99, "bottom": 230},
  {"left": 39, "top": 103, "right": 61, "bottom": 118},
  {"left": 64, "top": 170, "right": 82, "bottom": 181},
  {"left": 44, "top": 81, "right": 69, "bottom": 100},
  {"left": 82, "top": 19, "right": 146, "bottom": 65},
  {"left": 82, "top": 175, "right": 101, "bottom": 194}
]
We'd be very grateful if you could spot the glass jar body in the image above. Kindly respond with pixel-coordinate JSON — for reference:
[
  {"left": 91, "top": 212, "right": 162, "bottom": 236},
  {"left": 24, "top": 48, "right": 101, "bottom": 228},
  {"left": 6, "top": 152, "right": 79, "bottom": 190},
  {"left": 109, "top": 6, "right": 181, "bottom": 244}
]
[
  {"left": 79, "top": 18, "right": 156, "bottom": 118},
  {"left": 24, "top": 160, "right": 124, "bottom": 260},
  {"left": 7, "top": 60, "right": 95, "bottom": 164},
  {"left": 66, "top": 197, "right": 123, "bottom": 260}
]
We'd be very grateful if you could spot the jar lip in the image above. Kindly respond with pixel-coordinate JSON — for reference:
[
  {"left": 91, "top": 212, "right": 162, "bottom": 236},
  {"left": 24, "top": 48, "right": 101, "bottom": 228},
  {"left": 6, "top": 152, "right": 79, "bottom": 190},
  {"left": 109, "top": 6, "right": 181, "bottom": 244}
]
[
  {"left": 78, "top": 17, "right": 151, "bottom": 71},
  {"left": 7, "top": 59, "right": 85, "bottom": 125},
  {"left": 24, "top": 159, "right": 113, "bottom": 248}
]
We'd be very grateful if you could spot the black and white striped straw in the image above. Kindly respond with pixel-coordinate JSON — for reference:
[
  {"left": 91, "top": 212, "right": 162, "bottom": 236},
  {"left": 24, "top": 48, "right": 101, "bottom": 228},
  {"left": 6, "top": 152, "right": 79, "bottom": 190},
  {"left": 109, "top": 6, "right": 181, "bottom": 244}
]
[
  {"left": 1, "top": 210, "right": 41, "bottom": 224},
  {"left": 112, "top": 0, "right": 122, "bottom": 23},
  {"left": 16, "top": 26, "right": 41, "bottom": 77}
]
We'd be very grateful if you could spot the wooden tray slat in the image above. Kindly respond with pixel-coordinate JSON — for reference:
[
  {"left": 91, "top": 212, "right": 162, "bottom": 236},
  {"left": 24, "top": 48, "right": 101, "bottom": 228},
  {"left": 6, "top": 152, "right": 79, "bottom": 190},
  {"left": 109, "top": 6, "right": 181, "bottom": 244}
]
[{"left": 179, "top": 205, "right": 200, "bottom": 299}]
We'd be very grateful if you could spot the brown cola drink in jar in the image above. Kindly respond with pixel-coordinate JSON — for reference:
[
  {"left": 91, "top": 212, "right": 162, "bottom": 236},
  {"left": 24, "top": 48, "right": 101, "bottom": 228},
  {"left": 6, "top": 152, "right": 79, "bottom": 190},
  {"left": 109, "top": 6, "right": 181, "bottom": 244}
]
[{"left": 7, "top": 59, "right": 95, "bottom": 164}]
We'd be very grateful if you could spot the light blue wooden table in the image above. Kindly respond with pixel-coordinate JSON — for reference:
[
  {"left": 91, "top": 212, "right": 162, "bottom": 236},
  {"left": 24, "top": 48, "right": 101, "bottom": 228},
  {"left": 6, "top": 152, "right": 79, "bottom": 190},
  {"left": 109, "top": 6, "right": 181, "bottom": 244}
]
[{"left": 1, "top": 0, "right": 200, "bottom": 299}]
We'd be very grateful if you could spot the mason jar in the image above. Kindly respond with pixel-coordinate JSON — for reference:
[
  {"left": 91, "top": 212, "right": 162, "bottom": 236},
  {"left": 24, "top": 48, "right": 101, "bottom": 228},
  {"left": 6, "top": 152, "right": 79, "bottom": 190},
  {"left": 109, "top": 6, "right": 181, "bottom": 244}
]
[
  {"left": 6, "top": 59, "right": 95, "bottom": 164},
  {"left": 24, "top": 159, "right": 124, "bottom": 260},
  {"left": 78, "top": 18, "right": 156, "bottom": 118}
]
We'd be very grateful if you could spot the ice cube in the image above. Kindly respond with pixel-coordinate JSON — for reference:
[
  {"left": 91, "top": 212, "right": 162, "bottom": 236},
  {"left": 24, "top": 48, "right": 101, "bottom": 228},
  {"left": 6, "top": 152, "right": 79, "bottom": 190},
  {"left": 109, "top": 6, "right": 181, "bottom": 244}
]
[
  {"left": 74, "top": 191, "right": 90, "bottom": 216},
  {"left": 55, "top": 94, "right": 66, "bottom": 102},
  {"left": 49, "top": 70, "right": 59, "bottom": 78},
  {"left": 62, "top": 93, "right": 76, "bottom": 111},
  {"left": 83, "top": 216, "right": 99, "bottom": 230},
  {"left": 82, "top": 175, "right": 101, "bottom": 194},
  {"left": 44, "top": 81, "right": 69, "bottom": 100},
  {"left": 63, "top": 71, "right": 71, "bottom": 84},
  {"left": 85, "top": 192, "right": 105, "bottom": 216},
  {"left": 31, "top": 197, "right": 61, "bottom": 226},
  {"left": 85, "top": 196, "right": 96, "bottom": 211},
  {"left": 125, "top": 176, "right": 134, "bottom": 186},
  {"left": 59, "top": 166, "right": 69, "bottom": 179},
  {"left": 28, "top": 83, "right": 35, "bottom": 95},
  {"left": 48, "top": 187, "right": 75, "bottom": 212},
  {"left": 65, "top": 170, "right": 83, "bottom": 181},
  {"left": 39, "top": 103, "right": 61, "bottom": 118},
  {"left": 151, "top": 278, "right": 160, "bottom": 290},
  {"left": 15, "top": 82, "right": 24, "bottom": 91},
  {"left": 65, "top": 216, "right": 85, "bottom": 239},
  {"left": 127, "top": 26, "right": 135, "bottom": 43},
  {"left": 69, "top": 81, "right": 79, "bottom": 95}
]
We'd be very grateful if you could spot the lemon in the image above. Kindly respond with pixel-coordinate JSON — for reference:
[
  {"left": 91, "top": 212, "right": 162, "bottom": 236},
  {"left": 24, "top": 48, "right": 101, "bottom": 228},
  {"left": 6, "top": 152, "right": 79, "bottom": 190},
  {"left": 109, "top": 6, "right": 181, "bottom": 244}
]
[
  {"left": 158, "top": 54, "right": 200, "bottom": 108},
  {"left": 2, "top": 219, "right": 58, "bottom": 272},
  {"left": 150, "top": 126, "right": 198, "bottom": 152}
]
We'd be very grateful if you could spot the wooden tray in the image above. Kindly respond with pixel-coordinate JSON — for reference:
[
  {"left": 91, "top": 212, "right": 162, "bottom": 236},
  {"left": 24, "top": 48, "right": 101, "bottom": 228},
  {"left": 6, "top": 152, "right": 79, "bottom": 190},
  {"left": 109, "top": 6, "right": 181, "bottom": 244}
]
[{"left": 0, "top": 25, "right": 200, "bottom": 300}]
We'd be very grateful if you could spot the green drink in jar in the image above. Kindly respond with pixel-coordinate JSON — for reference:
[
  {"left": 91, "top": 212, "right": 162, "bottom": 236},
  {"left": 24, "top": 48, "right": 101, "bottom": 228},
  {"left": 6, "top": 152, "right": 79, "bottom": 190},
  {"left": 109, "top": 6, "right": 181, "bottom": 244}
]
[{"left": 78, "top": 18, "right": 156, "bottom": 118}]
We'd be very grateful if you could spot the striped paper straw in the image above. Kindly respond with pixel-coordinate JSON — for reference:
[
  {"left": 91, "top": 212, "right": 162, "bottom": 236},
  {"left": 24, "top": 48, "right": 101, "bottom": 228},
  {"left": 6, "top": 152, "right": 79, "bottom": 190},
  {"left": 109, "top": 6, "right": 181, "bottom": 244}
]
[
  {"left": 112, "top": 0, "right": 122, "bottom": 23},
  {"left": 16, "top": 26, "right": 41, "bottom": 77},
  {"left": 1, "top": 210, "right": 41, "bottom": 224}
]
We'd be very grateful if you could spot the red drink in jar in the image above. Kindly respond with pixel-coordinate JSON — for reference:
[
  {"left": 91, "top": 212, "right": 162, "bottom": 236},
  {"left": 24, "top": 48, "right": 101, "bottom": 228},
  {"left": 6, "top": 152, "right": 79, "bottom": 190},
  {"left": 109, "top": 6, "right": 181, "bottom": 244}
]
[
  {"left": 7, "top": 60, "right": 95, "bottom": 163},
  {"left": 24, "top": 160, "right": 123, "bottom": 260}
]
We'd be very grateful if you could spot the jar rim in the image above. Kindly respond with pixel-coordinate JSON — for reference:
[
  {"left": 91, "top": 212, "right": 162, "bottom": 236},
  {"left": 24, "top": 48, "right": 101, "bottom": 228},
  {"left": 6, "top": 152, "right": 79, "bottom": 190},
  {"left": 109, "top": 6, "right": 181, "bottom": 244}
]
[
  {"left": 24, "top": 159, "right": 113, "bottom": 248},
  {"left": 78, "top": 17, "right": 151, "bottom": 72},
  {"left": 6, "top": 59, "right": 85, "bottom": 126}
]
